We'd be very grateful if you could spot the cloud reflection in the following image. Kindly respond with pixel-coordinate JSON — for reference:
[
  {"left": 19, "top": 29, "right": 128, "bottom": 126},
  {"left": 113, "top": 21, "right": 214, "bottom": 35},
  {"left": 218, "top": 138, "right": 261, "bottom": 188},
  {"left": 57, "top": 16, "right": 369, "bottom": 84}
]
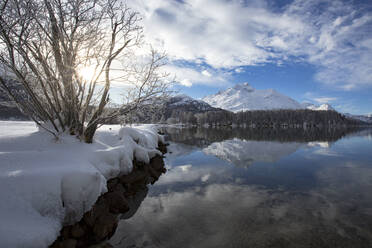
[{"left": 111, "top": 182, "right": 372, "bottom": 248}]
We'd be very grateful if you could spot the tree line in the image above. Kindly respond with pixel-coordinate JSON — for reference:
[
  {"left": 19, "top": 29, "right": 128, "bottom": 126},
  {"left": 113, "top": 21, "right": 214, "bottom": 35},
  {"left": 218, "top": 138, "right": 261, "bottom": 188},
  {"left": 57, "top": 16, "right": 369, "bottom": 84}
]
[{"left": 163, "top": 109, "right": 367, "bottom": 127}]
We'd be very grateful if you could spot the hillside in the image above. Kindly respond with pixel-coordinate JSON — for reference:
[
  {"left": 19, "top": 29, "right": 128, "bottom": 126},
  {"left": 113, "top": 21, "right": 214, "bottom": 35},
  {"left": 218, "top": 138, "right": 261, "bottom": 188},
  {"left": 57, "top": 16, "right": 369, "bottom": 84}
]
[{"left": 203, "top": 83, "right": 303, "bottom": 112}]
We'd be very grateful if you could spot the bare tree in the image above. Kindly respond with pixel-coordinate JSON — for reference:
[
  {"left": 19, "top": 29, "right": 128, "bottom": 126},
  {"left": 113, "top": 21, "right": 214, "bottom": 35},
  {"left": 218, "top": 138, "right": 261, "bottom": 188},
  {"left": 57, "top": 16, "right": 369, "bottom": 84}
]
[{"left": 0, "top": 0, "right": 171, "bottom": 143}]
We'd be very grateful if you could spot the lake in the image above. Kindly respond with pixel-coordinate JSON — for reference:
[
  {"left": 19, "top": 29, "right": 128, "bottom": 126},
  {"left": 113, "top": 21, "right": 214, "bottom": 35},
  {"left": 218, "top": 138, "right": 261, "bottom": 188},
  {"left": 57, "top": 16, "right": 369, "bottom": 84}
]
[{"left": 110, "top": 127, "right": 372, "bottom": 248}]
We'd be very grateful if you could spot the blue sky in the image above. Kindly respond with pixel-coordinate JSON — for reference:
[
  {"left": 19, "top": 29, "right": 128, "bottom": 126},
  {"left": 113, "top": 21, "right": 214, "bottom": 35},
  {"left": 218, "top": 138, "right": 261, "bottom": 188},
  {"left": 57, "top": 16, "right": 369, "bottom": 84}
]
[{"left": 129, "top": 0, "right": 372, "bottom": 115}]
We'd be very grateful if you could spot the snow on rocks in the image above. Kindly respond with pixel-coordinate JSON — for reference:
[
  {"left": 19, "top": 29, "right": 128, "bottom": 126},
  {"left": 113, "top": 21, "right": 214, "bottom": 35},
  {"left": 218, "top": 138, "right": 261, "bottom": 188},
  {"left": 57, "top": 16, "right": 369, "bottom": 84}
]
[{"left": 0, "top": 121, "right": 164, "bottom": 248}]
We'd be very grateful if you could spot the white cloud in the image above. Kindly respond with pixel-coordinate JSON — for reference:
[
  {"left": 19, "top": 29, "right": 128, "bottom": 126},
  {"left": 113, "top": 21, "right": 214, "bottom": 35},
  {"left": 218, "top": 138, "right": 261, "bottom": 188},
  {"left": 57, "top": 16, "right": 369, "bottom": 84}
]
[
  {"left": 180, "top": 79, "right": 192, "bottom": 87},
  {"left": 303, "top": 92, "right": 338, "bottom": 105},
  {"left": 313, "top": 97, "right": 338, "bottom": 104},
  {"left": 163, "top": 64, "right": 232, "bottom": 88},
  {"left": 201, "top": 70, "right": 212, "bottom": 77},
  {"left": 131, "top": 0, "right": 372, "bottom": 89},
  {"left": 132, "top": 0, "right": 303, "bottom": 68},
  {"left": 234, "top": 67, "right": 244, "bottom": 73}
]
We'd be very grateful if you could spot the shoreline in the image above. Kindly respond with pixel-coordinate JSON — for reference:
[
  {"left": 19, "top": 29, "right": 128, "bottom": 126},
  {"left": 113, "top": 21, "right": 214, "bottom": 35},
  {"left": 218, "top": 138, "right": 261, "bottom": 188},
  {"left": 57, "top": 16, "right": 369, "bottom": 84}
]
[
  {"left": 50, "top": 142, "right": 167, "bottom": 248},
  {"left": 0, "top": 122, "right": 167, "bottom": 248}
]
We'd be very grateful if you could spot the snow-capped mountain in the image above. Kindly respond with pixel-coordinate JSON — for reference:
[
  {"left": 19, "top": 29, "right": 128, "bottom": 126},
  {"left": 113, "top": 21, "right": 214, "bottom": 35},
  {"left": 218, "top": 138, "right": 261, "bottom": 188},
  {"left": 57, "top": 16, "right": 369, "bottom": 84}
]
[
  {"left": 302, "top": 103, "right": 335, "bottom": 111},
  {"left": 343, "top": 113, "right": 372, "bottom": 123},
  {"left": 167, "top": 94, "right": 215, "bottom": 112},
  {"left": 202, "top": 83, "right": 303, "bottom": 112},
  {"left": 163, "top": 94, "right": 224, "bottom": 120}
]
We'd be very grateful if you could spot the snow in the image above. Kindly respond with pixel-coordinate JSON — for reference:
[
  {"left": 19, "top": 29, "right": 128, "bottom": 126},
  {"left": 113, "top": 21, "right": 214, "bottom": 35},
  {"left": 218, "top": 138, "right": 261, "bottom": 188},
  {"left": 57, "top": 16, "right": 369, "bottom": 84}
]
[
  {"left": 202, "top": 83, "right": 339, "bottom": 113},
  {"left": 303, "top": 103, "right": 335, "bottom": 111},
  {"left": 203, "top": 83, "right": 303, "bottom": 112},
  {"left": 343, "top": 113, "right": 372, "bottom": 123},
  {"left": 307, "top": 141, "right": 331, "bottom": 148},
  {"left": 169, "top": 94, "right": 213, "bottom": 110},
  {"left": 0, "top": 121, "right": 163, "bottom": 248}
]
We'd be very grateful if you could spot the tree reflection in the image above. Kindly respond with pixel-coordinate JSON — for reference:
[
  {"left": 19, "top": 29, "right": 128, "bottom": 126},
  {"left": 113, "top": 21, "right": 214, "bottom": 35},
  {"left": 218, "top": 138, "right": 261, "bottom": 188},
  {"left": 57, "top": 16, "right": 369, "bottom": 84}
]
[{"left": 163, "top": 127, "right": 370, "bottom": 147}]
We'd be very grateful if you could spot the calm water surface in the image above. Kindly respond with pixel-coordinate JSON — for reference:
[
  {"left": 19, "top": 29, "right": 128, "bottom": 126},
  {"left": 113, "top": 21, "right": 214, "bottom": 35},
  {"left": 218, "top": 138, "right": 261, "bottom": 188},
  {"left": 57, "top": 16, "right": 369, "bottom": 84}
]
[{"left": 110, "top": 127, "right": 372, "bottom": 248}]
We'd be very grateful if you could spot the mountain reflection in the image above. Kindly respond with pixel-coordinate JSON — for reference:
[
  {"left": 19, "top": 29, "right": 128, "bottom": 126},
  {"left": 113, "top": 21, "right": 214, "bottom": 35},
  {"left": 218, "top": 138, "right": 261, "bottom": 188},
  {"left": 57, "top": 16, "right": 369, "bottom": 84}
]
[
  {"left": 203, "top": 139, "right": 302, "bottom": 168},
  {"left": 163, "top": 127, "right": 372, "bottom": 168},
  {"left": 110, "top": 127, "right": 372, "bottom": 248}
]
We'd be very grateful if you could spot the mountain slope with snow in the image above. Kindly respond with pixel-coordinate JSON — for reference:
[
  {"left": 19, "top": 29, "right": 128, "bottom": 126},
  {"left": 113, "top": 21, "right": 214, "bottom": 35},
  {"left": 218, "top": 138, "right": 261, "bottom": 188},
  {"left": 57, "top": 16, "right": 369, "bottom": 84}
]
[
  {"left": 343, "top": 113, "right": 372, "bottom": 123},
  {"left": 167, "top": 94, "right": 216, "bottom": 112},
  {"left": 163, "top": 94, "right": 225, "bottom": 120},
  {"left": 302, "top": 103, "right": 335, "bottom": 111},
  {"left": 203, "top": 83, "right": 303, "bottom": 112}
]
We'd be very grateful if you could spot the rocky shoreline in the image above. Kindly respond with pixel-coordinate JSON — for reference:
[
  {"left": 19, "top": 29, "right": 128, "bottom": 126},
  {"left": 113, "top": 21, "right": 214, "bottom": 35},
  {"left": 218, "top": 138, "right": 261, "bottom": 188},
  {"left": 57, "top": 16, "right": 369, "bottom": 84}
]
[{"left": 50, "top": 142, "right": 168, "bottom": 248}]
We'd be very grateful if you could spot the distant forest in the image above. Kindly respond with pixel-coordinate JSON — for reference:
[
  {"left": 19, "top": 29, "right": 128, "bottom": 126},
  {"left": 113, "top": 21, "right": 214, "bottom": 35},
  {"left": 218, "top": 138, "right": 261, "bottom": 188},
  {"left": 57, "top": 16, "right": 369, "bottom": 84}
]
[{"left": 162, "top": 109, "right": 367, "bottom": 127}]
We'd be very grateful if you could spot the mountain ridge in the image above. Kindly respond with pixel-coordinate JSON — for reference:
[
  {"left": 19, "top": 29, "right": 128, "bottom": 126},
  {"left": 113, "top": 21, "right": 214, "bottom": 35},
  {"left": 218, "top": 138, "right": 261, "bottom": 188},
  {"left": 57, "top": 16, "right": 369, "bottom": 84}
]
[{"left": 202, "top": 83, "right": 304, "bottom": 112}]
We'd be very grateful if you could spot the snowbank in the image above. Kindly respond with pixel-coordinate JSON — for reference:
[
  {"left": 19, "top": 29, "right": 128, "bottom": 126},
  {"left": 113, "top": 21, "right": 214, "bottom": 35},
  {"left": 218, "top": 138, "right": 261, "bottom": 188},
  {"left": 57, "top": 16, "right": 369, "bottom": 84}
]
[{"left": 0, "top": 121, "right": 163, "bottom": 248}]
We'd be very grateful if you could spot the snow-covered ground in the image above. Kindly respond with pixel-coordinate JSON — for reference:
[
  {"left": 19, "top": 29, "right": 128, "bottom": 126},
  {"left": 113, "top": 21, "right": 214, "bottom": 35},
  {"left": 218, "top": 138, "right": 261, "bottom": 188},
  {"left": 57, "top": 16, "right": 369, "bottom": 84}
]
[{"left": 0, "top": 121, "right": 163, "bottom": 248}]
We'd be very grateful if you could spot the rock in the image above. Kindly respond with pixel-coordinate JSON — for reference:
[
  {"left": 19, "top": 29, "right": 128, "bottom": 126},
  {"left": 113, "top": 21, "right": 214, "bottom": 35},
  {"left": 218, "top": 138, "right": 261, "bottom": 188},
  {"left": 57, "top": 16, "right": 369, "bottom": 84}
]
[
  {"left": 49, "top": 241, "right": 60, "bottom": 248},
  {"left": 148, "top": 166, "right": 161, "bottom": 180},
  {"left": 88, "top": 242, "right": 114, "bottom": 248},
  {"left": 106, "top": 178, "right": 119, "bottom": 192},
  {"left": 104, "top": 191, "right": 129, "bottom": 214},
  {"left": 93, "top": 213, "right": 118, "bottom": 241},
  {"left": 83, "top": 211, "right": 95, "bottom": 228},
  {"left": 150, "top": 155, "right": 164, "bottom": 171},
  {"left": 52, "top": 147, "right": 167, "bottom": 248},
  {"left": 157, "top": 142, "right": 168, "bottom": 154},
  {"left": 71, "top": 223, "right": 85, "bottom": 238},
  {"left": 63, "top": 239, "right": 77, "bottom": 248},
  {"left": 83, "top": 199, "right": 108, "bottom": 227},
  {"left": 61, "top": 226, "right": 71, "bottom": 239},
  {"left": 53, "top": 239, "right": 77, "bottom": 248},
  {"left": 120, "top": 171, "right": 146, "bottom": 185},
  {"left": 112, "top": 183, "right": 126, "bottom": 195},
  {"left": 133, "top": 159, "right": 147, "bottom": 169}
]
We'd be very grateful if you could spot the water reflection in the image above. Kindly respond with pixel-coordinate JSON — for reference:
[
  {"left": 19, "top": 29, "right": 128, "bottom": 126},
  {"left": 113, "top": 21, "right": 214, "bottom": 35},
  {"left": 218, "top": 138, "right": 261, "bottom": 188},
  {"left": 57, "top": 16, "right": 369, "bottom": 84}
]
[
  {"left": 164, "top": 126, "right": 364, "bottom": 145},
  {"left": 111, "top": 182, "right": 372, "bottom": 247},
  {"left": 110, "top": 127, "right": 372, "bottom": 248},
  {"left": 203, "top": 139, "right": 302, "bottom": 168}
]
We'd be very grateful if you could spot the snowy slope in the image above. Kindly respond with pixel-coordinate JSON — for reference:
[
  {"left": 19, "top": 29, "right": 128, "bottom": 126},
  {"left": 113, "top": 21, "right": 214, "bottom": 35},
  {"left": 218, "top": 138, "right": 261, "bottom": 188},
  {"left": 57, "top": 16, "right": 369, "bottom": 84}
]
[
  {"left": 302, "top": 103, "right": 335, "bottom": 111},
  {"left": 203, "top": 83, "right": 303, "bottom": 112},
  {"left": 0, "top": 121, "right": 163, "bottom": 248},
  {"left": 343, "top": 113, "right": 372, "bottom": 123},
  {"left": 167, "top": 94, "right": 216, "bottom": 111},
  {"left": 169, "top": 94, "right": 205, "bottom": 106}
]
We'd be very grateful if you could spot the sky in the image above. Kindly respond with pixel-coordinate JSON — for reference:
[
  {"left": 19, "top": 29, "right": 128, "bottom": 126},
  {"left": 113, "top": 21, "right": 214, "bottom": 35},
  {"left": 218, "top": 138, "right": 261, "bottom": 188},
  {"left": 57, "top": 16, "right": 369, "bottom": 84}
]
[{"left": 127, "top": 0, "right": 372, "bottom": 115}]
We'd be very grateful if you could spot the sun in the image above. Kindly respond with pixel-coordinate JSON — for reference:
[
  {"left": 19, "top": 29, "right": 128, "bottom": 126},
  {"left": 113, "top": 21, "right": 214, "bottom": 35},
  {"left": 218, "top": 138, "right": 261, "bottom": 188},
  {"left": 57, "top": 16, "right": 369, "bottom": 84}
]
[{"left": 78, "top": 65, "right": 96, "bottom": 81}]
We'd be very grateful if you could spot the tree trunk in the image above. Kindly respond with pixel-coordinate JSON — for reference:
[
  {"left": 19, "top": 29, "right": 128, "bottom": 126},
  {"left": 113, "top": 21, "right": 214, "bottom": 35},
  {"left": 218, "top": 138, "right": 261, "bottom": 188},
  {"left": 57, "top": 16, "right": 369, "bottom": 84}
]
[{"left": 84, "top": 123, "right": 98, "bottom": 143}]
